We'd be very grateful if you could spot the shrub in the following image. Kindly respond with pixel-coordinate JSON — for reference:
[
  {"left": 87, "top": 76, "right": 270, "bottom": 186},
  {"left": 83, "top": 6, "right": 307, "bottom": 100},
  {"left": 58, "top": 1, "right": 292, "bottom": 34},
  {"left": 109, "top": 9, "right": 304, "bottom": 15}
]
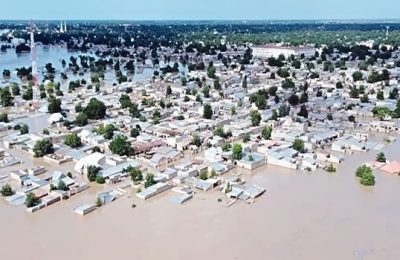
[
  {"left": 25, "top": 192, "right": 40, "bottom": 208},
  {"left": 87, "top": 165, "right": 101, "bottom": 182},
  {"left": 326, "top": 163, "right": 336, "bottom": 173},
  {"left": 0, "top": 184, "right": 14, "bottom": 196},
  {"left": 96, "top": 175, "right": 105, "bottom": 184},
  {"left": 376, "top": 152, "right": 386, "bottom": 163},
  {"left": 33, "top": 139, "right": 53, "bottom": 157}
]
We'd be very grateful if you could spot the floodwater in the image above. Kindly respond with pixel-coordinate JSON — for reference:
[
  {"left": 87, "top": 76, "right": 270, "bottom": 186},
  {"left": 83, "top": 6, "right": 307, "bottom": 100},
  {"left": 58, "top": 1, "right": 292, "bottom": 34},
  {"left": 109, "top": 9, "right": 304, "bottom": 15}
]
[
  {"left": 0, "top": 45, "right": 187, "bottom": 87},
  {"left": 1, "top": 134, "right": 400, "bottom": 260}
]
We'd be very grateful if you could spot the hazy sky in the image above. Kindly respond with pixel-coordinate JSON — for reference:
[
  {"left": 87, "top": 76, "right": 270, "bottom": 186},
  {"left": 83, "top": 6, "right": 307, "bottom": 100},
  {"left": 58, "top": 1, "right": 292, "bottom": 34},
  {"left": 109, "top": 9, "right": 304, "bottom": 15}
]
[{"left": 1, "top": 0, "right": 399, "bottom": 20}]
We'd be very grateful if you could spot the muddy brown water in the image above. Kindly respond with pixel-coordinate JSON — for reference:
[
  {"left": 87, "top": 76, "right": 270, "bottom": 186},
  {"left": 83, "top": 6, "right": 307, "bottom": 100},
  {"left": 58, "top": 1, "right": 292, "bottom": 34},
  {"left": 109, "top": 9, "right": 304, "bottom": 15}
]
[{"left": 1, "top": 136, "right": 400, "bottom": 260}]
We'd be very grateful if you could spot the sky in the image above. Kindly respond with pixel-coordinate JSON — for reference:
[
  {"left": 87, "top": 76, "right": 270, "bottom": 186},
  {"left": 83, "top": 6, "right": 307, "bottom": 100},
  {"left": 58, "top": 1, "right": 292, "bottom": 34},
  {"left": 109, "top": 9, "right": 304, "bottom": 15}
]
[{"left": 1, "top": 0, "right": 399, "bottom": 20}]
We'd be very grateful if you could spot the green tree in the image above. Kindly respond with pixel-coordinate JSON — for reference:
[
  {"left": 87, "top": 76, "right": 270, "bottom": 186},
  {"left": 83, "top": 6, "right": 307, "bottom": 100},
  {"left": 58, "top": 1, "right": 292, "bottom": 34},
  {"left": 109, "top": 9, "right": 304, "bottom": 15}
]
[
  {"left": 271, "top": 109, "right": 279, "bottom": 121},
  {"left": 199, "top": 170, "right": 208, "bottom": 180},
  {"left": 11, "top": 84, "right": 20, "bottom": 96},
  {"left": 0, "top": 184, "right": 14, "bottom": 196},
  {"left": 22, "top": 87, "right": 33, "bottom": 100},
  {"left": 349, "top": 86, "right": 359, "bottom": 98},
  {"left": 288, "top": 94, "right": 299, "bottom": 106},
  {"left": 222, "top": 143, "right": 231, "bottom": 152},
  {"left": 191, "top": 134, "right": 202, "bottom": 147},
  {"left": 144, "top": 174, "right": 156, "bottom": 188},
  {"left": 360, "top": 173, "right": 375, "bottom": 186},
  {"left": 282, "top": 78, "right": 295, "bottom": 89},
  {"left": 326, "top": 163, "right": 336, "bottom": 173},
  {"left": 203, "top": 104, "right": 213, "bottom": 119},
  {"left": 376, "top": 91, "right": 384, "bottom": 100},
  {"left": 47, "top": 97, "right": 62, "bottom": 114},
  {"left": 126, "top": 167, "right": 143, "bottom": 182},
  {"left": 348, "top": 115, "right": 356, "bottom": 123},
  {"left": 202, "top": 85, "right": 210, "bottom": 98},
  {"left": 166, "top": 86, "right": 172, "bottom": 96},
  {"left": 57, "top": 180, "right": 68, "bottom": 191},
  {"left": 360, "top": 94, "right": 369, "bottom": 103},
  {"left": 248, "top": 154, "right": 254, "bottom": 162},
  {"left": 255, "top": 94, "right": 267, "bottom": 110},
  {"left": 84, "top": 98, "right": 106, "bottom": 119},
  {"left": 0, "top": 112, "right": 9, "bottom": 123},
  {"left": 262, "top": 126, "right": 272, "bottom": 140},
  {"left": 130, "top": 128, "right": 140, "bottom": 138},
  {"left": 213, "top": 78, "right": 221, "bottom": 90},
  {"left": 389, "top": 88, "right": 398, "bottom": 99},
  {"left": 109, "top": 135, "right": 133, "bottom": 156},
  {"left": 250, "top": 110, "right": 261, "bottom": 126},
  {"left": 19, "top": 124, "right": 29, "bottom": 134},
  {"left": 0, "top": 88, "right": 14, "bottom": 107},
  {"left": 355, "top": 165, "right": 376, "bottom": 186},
  {"left": 196, "top": 94, "right": 203, "bottom": 103},
  {"left": 25, "top": 192, "right": 40, "bottom": 208},
  {"left": 75, "top": 112, "right": 88, "bottom": 126},
  {"left": 355, "top": 165, "right": 373, "bottom": 178},
  {"left": 33, "top": 139, "right": 53, "bottom": 157},
  {"left": 64, "top": 133, "right": 82, "bottom": 148},
  {"left": 298, "top": 104, "right": 308, "bottom": 118},
  {"left": 292, "top": 139, "right": 304, "bottom": 152},
  {"left": 213, "top": 126, "right": 226, "bottom": 138},
  {"left": 207, "top": 65, "right": 216, "bottom": 79},
  {"left": 352, "top": 71, "right": 363, "bottom": 82},
  {"left": 232, "top": 143, "right": 243, "bottom": 160},
  {"left": 393, "top": 100, "right": 400, "bottom": 118},
  {"left": 119, "top": 94, "right": 132, "bottom": 109},
  {"left": 129, "top": 102, "right": 141, "bottom": 118},
  {"left": 242, "top": 133, "right": 251, "bottom": 143},
  {"left": 97, "top": 124, "right": 116, "bottom": 140},
  {"left": 87, "top": 165, "right": 101, "bottom": 182},
  {"left": 2, "top": 69, "right": 11, "bottom": 78},
  {"left": 96, "top": 175, "right": 105, "bottom": 184},
  {"left": 376, "top": 152, "right": 386, "bottom": 163}
]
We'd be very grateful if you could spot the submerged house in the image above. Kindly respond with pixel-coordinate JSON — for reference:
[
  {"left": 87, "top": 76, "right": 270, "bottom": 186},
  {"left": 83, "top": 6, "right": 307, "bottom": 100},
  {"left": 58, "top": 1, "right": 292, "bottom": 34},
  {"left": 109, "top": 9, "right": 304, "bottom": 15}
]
[
  {"left": 331, "top": 136, "right": 367, "bottom": 152},
  {"left": 237, "top": 152, "right": 266, "bottom": 170},
  {"left": 264, "top": 147, "right": 299, "bottom": 170},
  {"left": 149, "top": 147, "right": 182, "bottom": 168},
  {"left": 136, "top": 182, "right": 174, "bottom": 200},
  {"left": 74, "top": 152, "right": 106, "bottom": 173}
]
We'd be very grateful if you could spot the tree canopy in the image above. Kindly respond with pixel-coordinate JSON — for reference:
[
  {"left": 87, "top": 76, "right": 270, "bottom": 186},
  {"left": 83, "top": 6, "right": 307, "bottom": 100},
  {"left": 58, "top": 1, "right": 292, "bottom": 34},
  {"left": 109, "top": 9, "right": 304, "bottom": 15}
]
[
  {"left": 109, "top": 135, "right": 133, "bottom": 156},
  {"left": 84, "top": 98, "right": 106, "bottom": 119},
  {"left": 33, "top": 139, "right": 53, "bottom": 157},
  {"left": 232, "top": 143, "right": 243, "bottom": 160},
  {"left": 203, "top": 104, "right": 213, "bottom": 119},
  {"left": 64, "top": 133, "right": 82, "bottom": 148}
]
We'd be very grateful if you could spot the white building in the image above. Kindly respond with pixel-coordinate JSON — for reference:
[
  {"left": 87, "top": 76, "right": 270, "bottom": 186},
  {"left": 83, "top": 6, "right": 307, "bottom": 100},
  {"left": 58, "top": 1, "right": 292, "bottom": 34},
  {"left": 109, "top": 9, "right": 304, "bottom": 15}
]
[{"left": 253, "top": 44, "right": 316, "bottom": 59}]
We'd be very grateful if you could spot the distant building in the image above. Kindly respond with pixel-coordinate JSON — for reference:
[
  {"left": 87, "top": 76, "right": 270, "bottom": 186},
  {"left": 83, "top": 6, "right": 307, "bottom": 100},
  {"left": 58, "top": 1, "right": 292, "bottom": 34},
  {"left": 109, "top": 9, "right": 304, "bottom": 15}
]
[{"left": 252, "top": 44, "right": 316, "bottom": 59}]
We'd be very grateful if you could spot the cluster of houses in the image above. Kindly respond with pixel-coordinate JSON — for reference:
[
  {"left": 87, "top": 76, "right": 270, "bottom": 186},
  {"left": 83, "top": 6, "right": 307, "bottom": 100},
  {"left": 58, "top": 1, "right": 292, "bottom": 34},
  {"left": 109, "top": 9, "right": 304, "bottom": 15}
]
[
  {"left": 5, "top": 166, "right": 88, "bottom": 213},
  {"left": 1, "top": 39, "right": 400, "bottom": 215}
]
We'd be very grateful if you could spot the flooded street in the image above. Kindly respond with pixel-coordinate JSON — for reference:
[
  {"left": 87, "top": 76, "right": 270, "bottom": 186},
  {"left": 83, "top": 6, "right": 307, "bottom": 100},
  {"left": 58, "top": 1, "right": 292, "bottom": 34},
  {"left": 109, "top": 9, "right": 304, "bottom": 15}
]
[{"left": 1, "top": 135, "right": 400, "bottom": 260}]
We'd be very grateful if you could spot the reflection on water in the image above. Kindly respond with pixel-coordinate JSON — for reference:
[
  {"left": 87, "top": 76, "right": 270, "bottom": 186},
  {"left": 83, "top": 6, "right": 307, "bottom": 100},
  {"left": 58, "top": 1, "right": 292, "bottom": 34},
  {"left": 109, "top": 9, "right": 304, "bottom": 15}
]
[
  {"left": 0, "top": 134, "right": 400, "bottom": 259},
  {"left": 0, "top": 45, "right": 187, "bottom": 87}
]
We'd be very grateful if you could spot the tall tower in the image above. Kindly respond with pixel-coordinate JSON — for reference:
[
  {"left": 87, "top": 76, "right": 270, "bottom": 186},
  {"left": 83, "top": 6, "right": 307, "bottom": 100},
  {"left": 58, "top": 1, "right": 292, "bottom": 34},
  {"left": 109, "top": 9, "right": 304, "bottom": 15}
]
[
  {"left": 29, "top": 20, "right": 40, "bottom": 106},
  {"left": 60, "top": 21, "right": 64, "bottom": 33},
  {"left": 64, "top": 20, "right": 67, "bottom": 33},
  {"left": 386, "top": 26, "right": 390, "bottom": 39}
]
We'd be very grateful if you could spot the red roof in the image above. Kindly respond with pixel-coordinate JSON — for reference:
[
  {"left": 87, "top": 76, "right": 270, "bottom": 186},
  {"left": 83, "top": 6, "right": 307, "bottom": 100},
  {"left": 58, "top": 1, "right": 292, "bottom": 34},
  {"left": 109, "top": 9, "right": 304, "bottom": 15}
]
[{"left": 380, "top": 161, "right": 400, "bottom": 174}]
